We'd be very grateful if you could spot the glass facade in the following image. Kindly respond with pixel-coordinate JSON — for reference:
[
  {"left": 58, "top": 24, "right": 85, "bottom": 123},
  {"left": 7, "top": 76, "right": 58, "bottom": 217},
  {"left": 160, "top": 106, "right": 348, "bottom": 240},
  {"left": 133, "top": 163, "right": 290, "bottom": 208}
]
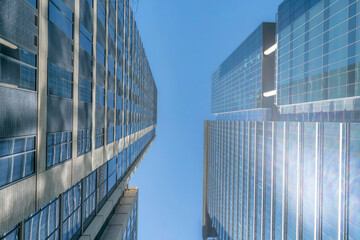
[
  {"left": 204, "top": 1, "right": 360, "bottom": 240},
  {"left": 211, "top": 25, "right": 263, "bottom": 114},
  {"left": 276, "top": 0, "right": 360, "bottom": 117},
  {"left": 205, "top": 120, "right": 358, "bottom": 240}
]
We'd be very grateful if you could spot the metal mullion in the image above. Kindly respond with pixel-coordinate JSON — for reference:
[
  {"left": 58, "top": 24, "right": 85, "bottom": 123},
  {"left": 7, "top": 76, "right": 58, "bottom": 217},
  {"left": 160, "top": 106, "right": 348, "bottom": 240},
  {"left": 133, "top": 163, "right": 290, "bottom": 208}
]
[
  {"left": 296, "top": 122, "right": 303, "bottom": 240},
  {"left": 261, "top": 122, "right": 266, "bottom": 240},
  {"left": 282, "top": 122, "right": 288, "bottom": 240},
  {"left": 9, "top": 139, "right": 15, "bottom": 183},
  {"left": 59, "top": 193, "right": 64, "bottom": 240},
  {"left": 316, "top": 122, "right": 323, "bottom": 240},
  {"left": 344, "top": 123, "right": 350, "bottom": 240},
  {"left": 246, "top": 121, "right": 251, "bottom": 240},
  {"left": 270, "top": 122, "right": 275, "bottom": 240},
  {"left": 253, "top": 122, "right": 258, "bottom": 240},
  {"left": 0, "top": 149, "right": 36, "bottom": 161}
]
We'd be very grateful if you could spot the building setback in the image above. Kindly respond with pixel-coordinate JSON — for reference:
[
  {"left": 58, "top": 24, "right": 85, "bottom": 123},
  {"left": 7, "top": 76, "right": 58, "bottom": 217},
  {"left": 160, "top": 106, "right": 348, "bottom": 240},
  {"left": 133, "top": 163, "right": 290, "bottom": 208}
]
[
  {"left": 0, "top": 0, "right": 157, "bottom": 239},
  {"left": 203, "top": 0, "right": 360, "bottom": 239}
]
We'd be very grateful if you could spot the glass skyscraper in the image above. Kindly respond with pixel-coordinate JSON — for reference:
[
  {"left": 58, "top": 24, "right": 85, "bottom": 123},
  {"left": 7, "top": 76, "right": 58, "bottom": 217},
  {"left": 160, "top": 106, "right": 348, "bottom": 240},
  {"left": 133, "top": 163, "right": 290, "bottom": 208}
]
[
  {"left": 0, "top": 0, "right": 157, "bottom": 239},
  {"left": 203, "top": 0, "right": 360, "bottom": 239}
]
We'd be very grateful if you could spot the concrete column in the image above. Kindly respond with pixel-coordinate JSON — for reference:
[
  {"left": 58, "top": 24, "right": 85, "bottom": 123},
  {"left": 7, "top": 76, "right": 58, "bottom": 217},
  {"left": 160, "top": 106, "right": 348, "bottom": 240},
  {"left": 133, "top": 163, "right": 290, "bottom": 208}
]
[
  {"left": 103, "top": 0, "right": 109, "bottom": 162},
  {"left": 72, "top": 0, "right": 80, "bottom": 185},
  {"left": 37, "top": 0, "right": 49, "bottom": 208},
  {"left": 91, "top": 0, "right": 98, "bottom": 171}
]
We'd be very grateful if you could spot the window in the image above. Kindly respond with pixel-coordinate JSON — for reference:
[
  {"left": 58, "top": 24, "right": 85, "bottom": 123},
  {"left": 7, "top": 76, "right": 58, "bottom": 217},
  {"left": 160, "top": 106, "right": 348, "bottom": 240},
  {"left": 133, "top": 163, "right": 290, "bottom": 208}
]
[
  {"left": 0, "top": 45, "right": 37, "bottom": 91},
  {"left": 96, "top": 163, "right": 107, "bottom": 208},
  {"left": 62, "top": 182, "right": 81, "bottom": 240},
  {"left": 96, "top": 42, "right": 105, "bottom": 66},
  {"left": 83, "top": 171, "right": 96, "bottom": 228},
  {"left": 95, "top": 128, "right": 104, "bottom": 149},
  {"left": 117, "top": 151, "right": 123, "bottom": 180},
  {"left": 96, "top": 85, "right": 105, "bottom": 106},
  {"left": 80, "top": 23, "right": 92, "bottom": 55},
  {"left": 26, "top": 0, "right": 37, "bottom": 8},
  {"left": 108, "top": 55, "right": 115, "bottom": 75},
  {"left": 78, "top": 129, "right": 91, "bottom": 156},
  {"left": 109, "top": 20, "right": 116, "bottom": 41},
  {"left": 0, "top": 136, "right": 36, "bottom": 188},
  {"left": 46, "top": 131, "right": 72, "bottom": 168},
  {"left": 108, "top": 91, "right": 115, "bottom": 108},
  {"left": 86, "top": 0, "right": 93, "bottom": 8},
  {"left": 116, "top": 125, "right": 122, "bottom": 141},
  {"left": 49, "top": 0, "right": 73, "bottom": 39},
  {"left": 0, "top": 225, "right": 20, "bottom": 240},
  {"left": 79, "top": 77, "right": 92, "bottom": 103},
  {"left": 24, "top": 198, "right": 60, "bottom": 240},
  {"left": 108, "top": 157, "right": 117, "bottom": 192},
  {"left": 97, "top": 1, "right": 106, "bottom": 26},
  {"left": 48, "top": 61, "right": 73, "bottom": 99},
  {"left": 107, "top": 126, "right": 114, "bottom": 144}
]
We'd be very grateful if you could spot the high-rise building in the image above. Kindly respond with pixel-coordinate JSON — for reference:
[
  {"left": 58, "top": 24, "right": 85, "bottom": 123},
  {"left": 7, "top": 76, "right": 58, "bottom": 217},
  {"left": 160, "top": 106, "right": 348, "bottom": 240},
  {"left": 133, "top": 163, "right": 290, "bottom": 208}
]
[
  {"left": 0, "top": 0, "right": 157, "bottom": 239},
  {"left": 203, "top": 0, "right": 360, "bottom": 239}
]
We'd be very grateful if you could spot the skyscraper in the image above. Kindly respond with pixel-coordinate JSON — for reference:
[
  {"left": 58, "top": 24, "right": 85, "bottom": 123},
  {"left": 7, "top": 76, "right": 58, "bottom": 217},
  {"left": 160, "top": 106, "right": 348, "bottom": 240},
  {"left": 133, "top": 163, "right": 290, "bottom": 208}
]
[
  {"left": 0, "top": 0, "right": 157, "bottom": 239},
  {"left": 203, "top": 0, "right": 360, "bottom": 239}
]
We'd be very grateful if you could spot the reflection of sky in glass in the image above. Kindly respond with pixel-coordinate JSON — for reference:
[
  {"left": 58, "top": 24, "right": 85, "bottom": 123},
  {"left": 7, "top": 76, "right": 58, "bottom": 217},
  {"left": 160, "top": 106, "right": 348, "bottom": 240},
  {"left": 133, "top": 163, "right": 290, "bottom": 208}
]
[
  {"left": 264, "top": 122, "right": 272, "bottom": 240},
  {"left": 274, "top": 122, "right": 284, "bottom": 239},
  {"left": 287, "top": 122, "right": 298, "bottom": 240},
  {"left": 322, "top": 123, "right": 340, "bottom": 239},
  {"left": 255, "top": 122, "right": 263, "bottom": 240},
  {"left": 349, "top": 124, "right": 360, "bottom": 239},
  {"left": 302, "top": 122, "right": 316, "bottom": 239}
]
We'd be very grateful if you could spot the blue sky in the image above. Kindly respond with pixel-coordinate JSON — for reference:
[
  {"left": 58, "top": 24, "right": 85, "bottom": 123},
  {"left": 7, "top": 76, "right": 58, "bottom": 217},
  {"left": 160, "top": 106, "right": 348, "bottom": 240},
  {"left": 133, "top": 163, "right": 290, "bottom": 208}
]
[{"left": 130, "top": 0, "right": 283, "bottom": 239}]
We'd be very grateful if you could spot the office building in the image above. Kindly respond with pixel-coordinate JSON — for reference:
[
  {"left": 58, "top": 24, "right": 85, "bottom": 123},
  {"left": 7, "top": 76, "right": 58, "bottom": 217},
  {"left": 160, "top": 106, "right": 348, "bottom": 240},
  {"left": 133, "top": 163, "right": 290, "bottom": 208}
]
[
  {"left": 203, "top": 0, "right": 360, "bottom": 239},
  {"left": 212, "top": 23, "right": 276, "bottom": 121},
  {"left": 0, "top": 0, "right": 157, "bottom": 239}
]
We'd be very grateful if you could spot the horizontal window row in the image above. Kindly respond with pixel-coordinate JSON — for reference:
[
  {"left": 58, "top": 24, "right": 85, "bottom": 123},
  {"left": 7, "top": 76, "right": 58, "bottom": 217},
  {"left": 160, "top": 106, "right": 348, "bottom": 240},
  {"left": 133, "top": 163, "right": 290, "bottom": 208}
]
[{"left": 1, "top": 129, "right": 155, "bottom": 240}]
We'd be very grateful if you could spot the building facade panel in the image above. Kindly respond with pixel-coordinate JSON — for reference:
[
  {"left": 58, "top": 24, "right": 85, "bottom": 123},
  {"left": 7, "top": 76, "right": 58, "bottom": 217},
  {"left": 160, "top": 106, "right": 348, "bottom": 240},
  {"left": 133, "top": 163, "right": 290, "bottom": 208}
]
[{"left": 0, "top": 0, "right": 157, "bottom": 238}]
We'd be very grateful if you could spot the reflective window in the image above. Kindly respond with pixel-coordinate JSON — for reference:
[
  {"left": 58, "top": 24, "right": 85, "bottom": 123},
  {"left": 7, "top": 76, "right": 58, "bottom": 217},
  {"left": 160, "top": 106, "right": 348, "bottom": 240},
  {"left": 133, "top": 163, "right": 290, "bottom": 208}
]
[
  {"left": 109, "top": 19, "right": 116, "bottom": 41},
  {"left": 24, "top": 198, "right": 60, "bottom": 240},
  {"left": 79, "top": 77, "right": 92, "bottom": 103},
  {"left": 108, "top": 55, "right": 115, "bottom": 75},
  {"left": 48, "top": 61, "right": 73, "bottom": 99},
  {"left": 97, "top": 0, "right": 106, "bottom": 26},
  {"left": 322, "top": 123, "right": 340, "bottom": 239},
  {"left": 77, "top": 129, "right": 91, "bottom": 156},
  {"left": 47, "top": 131, "right": 72, "bottom": 168},
  {"left": 80, "top": 23, "right": 92, "bottom": 56},
  {"left": 49, "top": 0, "right": 73, "bottom": 39},
  {"left": 0, "top": 45, "right": 37, "bottom": 91},
  {"left": 0, "top": 136, "right": 36, "bottom": 187},
  {"left": 62, "top": 182, "right": 81, "bottom": 240},
  {"left": 108, "top": 91, "right": 115, "bottom": 108},
  {"left": 83, "top": 171, "right": 96, "bottom": 227},
  {"left": 95, "top": 128, "right": 104, "bottom": 149},
  {"left": 108, "top": 157, "right": 117, "bottom": 192},
  {"left": 107, "top": 126, "right": 114, "bottom": 144},
  {"left": 96, "top": 163, "right": 107, "bottom": 208},
  {"left": 96, "top": 85, "right": 105, "bottom": 106},
  {"left": 96, "top": 42, "right": 105, "bottom": 66},
  {"left": 0, "top": 225, "right": 19, "bottom": 240},
  {"left": 349, "top": 123, "right": 360, "bottom": 239}
]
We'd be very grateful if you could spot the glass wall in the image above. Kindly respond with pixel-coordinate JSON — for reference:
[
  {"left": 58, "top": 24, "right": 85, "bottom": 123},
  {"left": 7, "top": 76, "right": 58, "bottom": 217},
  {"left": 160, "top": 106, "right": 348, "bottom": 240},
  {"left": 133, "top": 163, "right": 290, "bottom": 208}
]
[{"left": 212, "top": 25, "right": 263, "bottom": 114}]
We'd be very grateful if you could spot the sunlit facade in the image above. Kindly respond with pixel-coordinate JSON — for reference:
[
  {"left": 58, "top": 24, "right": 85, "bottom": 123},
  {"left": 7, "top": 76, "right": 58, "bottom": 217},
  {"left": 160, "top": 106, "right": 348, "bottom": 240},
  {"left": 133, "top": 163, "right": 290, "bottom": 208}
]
[
  {"left": 203, "top": 0, "right": 360, "bottom": 239},
  {"left": 0, "top": 0, "right": 157, "bottom": 239}
]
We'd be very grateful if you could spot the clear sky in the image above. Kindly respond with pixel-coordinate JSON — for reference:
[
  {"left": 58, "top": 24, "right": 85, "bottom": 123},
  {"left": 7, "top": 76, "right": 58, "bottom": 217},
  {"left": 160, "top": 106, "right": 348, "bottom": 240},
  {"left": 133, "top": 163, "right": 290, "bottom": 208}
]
[{"left": 130, "top": 0, "right": 284, "bottom": 239}]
